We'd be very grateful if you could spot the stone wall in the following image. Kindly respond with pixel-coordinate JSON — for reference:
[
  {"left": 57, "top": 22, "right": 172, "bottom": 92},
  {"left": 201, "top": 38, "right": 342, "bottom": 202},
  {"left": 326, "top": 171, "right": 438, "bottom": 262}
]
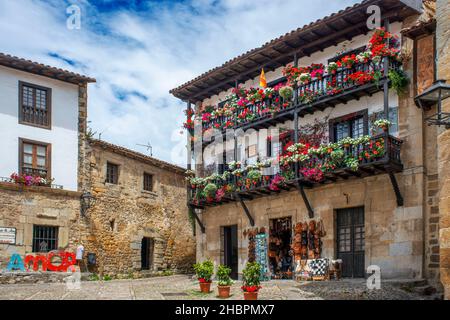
[
  {"left": 194, "top": 14, "right": 439, "bottom": 281},
  {"left": 436, "top": 0, "right": 450, "bottom": 300},
  {"left": 0, "top": 183, "right": 92, "bottom": 270},
  {"left": 196, "top": 171, "right": 425, "bottom": 279},
  {"left": 83, "top": 140, "right": 195, "bottom": 275}
]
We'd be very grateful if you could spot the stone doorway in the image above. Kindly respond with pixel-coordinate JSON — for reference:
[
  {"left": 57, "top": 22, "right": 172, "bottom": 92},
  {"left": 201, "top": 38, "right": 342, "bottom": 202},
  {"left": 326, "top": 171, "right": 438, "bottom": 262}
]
[{"left": 141, "top": 237, "right": 154, "bottom": 270}]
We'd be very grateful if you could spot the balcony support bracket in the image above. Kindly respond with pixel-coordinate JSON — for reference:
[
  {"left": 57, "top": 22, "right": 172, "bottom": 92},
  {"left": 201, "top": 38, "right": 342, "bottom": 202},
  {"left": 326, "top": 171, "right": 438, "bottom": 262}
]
[
  {"left": 188, "top": 204, "right": 206, "bottom": 233},
  {"left": 237, "top": 194, "right": 255, "bottom": 226},
  {"left": 297, "top": 182, "right": 314, "bottom": 218},
  {"left": 388, "top": 171, "right": 404, "bottom": 207}
]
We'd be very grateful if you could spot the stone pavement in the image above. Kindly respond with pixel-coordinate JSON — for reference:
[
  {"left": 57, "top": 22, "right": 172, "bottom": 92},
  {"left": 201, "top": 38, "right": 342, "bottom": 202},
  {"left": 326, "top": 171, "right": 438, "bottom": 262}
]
[{"left": 0, "top": 275, "right": 435, "bottom": 300}]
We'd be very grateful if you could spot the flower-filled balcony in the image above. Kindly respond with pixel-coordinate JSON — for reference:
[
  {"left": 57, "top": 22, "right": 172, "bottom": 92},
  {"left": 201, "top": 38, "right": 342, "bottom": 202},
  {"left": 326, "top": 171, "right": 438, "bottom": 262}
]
[
  {"left": 187, "top": 131, "right": 403, "bottom": 209},
  {"left": 183, "top": 29, "right": 407, "bottom": 143}
]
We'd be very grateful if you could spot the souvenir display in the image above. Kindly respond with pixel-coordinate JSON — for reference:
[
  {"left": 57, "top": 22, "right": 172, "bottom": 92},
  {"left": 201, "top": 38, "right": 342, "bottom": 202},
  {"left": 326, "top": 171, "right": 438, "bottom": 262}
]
[
  {"left": 255, "top": 233, "right": 270, "bottom": 281},
  {"left": 268, "top": 217, "right": 293, "bottom": 279}
]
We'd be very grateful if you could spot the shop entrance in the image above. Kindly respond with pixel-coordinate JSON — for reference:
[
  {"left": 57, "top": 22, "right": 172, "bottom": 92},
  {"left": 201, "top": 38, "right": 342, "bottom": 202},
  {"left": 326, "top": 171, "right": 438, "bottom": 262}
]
[
  {"left": 222, "top": 225, "right": 238, "bottom": 279},
  {"left": 269, "top": 217, "right": 293, "bottom": 279},
  {"left": 141, "top": 237, "right": 154, "bottom": 270},
  {"left": 336, "top": 207, "right": 365, "bottom": 278}
]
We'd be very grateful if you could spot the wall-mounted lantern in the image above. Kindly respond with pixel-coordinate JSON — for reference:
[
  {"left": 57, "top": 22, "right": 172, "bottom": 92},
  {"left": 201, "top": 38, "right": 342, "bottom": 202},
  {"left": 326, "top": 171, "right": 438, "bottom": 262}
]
[
  {"left": 415, "top": 79, "right": 450, "bottom": 128},
  {"left": 80, "top": 191, "right": 96, "bottom": 217}
]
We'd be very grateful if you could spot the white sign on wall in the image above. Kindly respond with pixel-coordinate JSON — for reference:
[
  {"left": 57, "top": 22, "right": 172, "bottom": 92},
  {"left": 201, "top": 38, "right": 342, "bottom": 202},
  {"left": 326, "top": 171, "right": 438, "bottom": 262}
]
[{"left": 0, "top": 227, "right": 16, "bottom": 244}]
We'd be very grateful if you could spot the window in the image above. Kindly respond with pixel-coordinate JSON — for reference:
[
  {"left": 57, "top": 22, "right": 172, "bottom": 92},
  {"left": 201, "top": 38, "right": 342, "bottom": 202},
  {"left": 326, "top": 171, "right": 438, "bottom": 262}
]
[
  {"left": 329, "top": 110, "right": 368, "bottom": 143},
  {"left": 19, "top": 82, "right": 51, "bottom": 128},
  {"left": 19, "top": 139, "right": 50, "bottom": 178},
  {"left": 369, "top": 107, "right": 399, "bottom": 136},
  {"left": 32, "top": 225, "right": 58, "bottom": 253},
  {"left": 143, "top": 173, "right": 153, "bottom": 191},
  {"left": 106, "top": 162, "right": 119, "bottom": 184}
]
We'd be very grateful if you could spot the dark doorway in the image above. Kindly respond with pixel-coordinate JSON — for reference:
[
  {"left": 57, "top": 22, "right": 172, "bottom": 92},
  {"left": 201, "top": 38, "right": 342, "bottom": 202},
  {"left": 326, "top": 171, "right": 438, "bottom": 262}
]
[
  {"left": 269, "top": 217, "right": 293, "bottom": 279},
  {"left": 336, "top": 207, "right": 365, "bottom": 278},
  {"left": 222, "top": 225, "right": 238, "bottom": 279},
  {"left": 141, "top": 237, "right": 154, "bottom": 270}
]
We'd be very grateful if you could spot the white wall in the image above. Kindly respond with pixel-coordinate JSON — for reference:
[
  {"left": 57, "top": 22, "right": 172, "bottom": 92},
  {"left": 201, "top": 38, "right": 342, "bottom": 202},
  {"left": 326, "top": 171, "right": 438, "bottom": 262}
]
[{"left": 0, "top": 66, "right": 80, "bottom": 191}]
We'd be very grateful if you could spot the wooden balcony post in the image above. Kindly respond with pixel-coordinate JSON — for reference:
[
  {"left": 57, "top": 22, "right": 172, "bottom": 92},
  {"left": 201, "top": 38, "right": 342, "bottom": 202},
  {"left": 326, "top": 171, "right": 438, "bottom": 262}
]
[{"left": 383, "top": 17, "right": 390, "bottom": 125}]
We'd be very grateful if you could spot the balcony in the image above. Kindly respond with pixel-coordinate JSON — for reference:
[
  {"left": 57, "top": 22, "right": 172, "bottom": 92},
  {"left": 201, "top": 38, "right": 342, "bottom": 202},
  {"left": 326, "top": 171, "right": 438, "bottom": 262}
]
[
  {"left": 195, "top": 59, "right": 402, "bottom": 147},
  {"left": 188, "top": 133, "right": 403, "bottom": 210}
]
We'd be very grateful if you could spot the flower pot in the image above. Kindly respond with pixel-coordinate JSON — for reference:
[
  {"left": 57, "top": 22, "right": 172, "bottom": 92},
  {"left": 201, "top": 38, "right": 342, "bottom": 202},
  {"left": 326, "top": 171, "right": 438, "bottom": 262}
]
[
  {"left": 199, "top": 282, "right": 211, "bottom": 293},
  {"left": 217, "top": 285, "right": 231, "bottom": 298},
  {"left": 243, "top": 291, "right": 258, "bottom": 300}
]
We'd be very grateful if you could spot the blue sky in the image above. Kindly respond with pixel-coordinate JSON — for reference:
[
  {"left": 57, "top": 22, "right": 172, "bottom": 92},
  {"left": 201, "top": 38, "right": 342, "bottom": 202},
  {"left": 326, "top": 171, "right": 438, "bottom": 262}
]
[{"left": 0, "top": 0, "right": 361, "bottom": 166}]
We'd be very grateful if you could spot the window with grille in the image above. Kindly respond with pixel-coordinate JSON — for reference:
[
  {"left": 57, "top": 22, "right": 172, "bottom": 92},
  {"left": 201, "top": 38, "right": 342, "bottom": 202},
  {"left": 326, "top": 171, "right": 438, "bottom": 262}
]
[
  {"left": 32, "top": 225, "right": 58, "bottom": 253},
  {"left": 106, "top": 162, "right": 119, "bottom": 184},
  {"left": 19, "top": 82, "right": 51, "bottom": 128},
  {"left": 143, "top": 173, "right": 153, "bottom": 191},
  {"left": 19, "top": 139, "right": 50, "bottom": 178},
  {"left": 329, "top": 110, "right": 368, "bottom": 143}
]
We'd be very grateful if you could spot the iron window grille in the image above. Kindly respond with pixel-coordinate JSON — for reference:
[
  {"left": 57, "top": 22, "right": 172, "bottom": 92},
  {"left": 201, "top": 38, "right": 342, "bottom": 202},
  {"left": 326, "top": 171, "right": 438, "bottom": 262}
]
[{"left": 32, "top": 225, "right": 58, "bottom": 253}]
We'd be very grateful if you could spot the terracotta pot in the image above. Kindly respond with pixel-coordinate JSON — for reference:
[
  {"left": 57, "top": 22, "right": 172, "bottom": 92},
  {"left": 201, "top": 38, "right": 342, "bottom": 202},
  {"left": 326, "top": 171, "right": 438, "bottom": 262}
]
[
  {"left": 217, "top": 285, "right": 231, "bottom": 298},
  {"left": 244, "top": 291, "right": 259, "bottom": 300},
  {"left": 199, "top": 282, "right": 211, "bottom": 293}
]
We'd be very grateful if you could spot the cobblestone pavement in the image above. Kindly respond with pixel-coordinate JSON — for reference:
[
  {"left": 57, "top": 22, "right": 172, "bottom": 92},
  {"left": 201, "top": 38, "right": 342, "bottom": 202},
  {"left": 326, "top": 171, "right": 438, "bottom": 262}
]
[{"left": 0, "top": 275, "right": 432, "bottom": 300}]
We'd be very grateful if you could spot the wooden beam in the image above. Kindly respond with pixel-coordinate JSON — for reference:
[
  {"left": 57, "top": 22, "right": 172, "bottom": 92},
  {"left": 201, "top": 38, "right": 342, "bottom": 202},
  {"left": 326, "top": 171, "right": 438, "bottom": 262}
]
[
  {"left": 237, "top": 194, "right": 255, "bottom": 226},
  {"left": 389, "top": 172, "right": 404, "bottom": 207},
  {"left": 187, "top": 19, "right": 376, "bottom": 100},
  {"left": 188, "top": 205, "right": 205, "bottom": 233},
  {"left": 297, "top": 182, "right": 314, "bottom": 218}
]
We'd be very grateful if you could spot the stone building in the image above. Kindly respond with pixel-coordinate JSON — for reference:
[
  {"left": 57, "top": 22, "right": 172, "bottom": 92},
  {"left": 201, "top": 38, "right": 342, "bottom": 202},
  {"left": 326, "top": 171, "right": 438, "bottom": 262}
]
[
  {"left": 171, "top": 0, "right": 444, "bottom": 288},
  {"left": 0, "top": 53, "right": 195, "bottom": 278},
  {"left": 81, "top": 139, "right": 195, "bottom": 275}
]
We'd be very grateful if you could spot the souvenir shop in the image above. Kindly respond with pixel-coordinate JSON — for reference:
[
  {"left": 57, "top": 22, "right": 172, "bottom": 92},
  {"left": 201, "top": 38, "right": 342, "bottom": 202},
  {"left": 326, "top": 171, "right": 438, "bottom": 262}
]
[{"left": 244, "top": 217, "right": 341, "bottom": 281}]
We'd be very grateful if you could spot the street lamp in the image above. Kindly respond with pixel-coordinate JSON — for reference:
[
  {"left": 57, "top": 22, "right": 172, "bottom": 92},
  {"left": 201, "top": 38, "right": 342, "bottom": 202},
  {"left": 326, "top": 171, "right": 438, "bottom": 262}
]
[
  {"left": 80, "top": 191, "right": 96, "bottom": 217},
  {"left": 415, "top": 79, "right": 450, "bottom": 128}
]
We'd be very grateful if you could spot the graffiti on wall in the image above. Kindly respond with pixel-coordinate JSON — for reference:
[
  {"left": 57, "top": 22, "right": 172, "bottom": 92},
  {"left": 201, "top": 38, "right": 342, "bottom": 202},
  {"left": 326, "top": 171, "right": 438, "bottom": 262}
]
[{"left": 5, "top": 251, "right": 76, "bottom": 272}]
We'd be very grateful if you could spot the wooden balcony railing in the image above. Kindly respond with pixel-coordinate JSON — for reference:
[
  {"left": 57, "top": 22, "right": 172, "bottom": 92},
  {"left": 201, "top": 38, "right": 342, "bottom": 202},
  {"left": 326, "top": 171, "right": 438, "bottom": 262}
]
[
  {"left": 188, "top": 133, "right": 402, "bottom": 208},
  {"left": 199, "top": 58, "right": 402, "bottom": 134}
]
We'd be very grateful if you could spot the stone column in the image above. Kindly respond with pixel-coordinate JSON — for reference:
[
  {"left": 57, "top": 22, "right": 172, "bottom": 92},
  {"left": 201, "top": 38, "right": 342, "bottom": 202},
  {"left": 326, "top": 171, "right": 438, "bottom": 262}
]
[{"left": 436, "top": 0, "right": 450, "bottom": 300}]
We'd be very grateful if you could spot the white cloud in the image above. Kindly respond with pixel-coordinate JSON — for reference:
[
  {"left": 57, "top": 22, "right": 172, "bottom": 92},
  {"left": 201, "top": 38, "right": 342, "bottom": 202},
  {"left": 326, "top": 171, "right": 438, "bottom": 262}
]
[{"left": 0, "top": 0, "right": 360, "bottom": 166}]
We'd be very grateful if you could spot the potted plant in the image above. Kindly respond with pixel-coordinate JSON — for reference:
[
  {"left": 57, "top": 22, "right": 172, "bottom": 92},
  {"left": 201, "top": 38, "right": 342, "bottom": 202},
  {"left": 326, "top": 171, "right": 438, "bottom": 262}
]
[
  {"left": 241, "top": 262, "right": 261, "bottom": 300},
  {"left": 374, "top": 119, "right": 392, "bottom": 132},
  {"left": 216, "top": 264, "right": 233, "bottom": 298},
  {"left": 203, "top": 183, "right": 218, "bottom": 202},
  {"left": 278, "top": 85, "right": 294, "bottom": 101},
  {"left": 193, "top": 259, "right": 214, "bottom": 293}
]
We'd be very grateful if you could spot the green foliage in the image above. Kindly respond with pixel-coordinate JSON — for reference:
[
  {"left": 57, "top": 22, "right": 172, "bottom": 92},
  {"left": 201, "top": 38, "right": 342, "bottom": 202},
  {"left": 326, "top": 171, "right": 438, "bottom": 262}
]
[
  {"left": 216, "top": 264, "right": 233, "bottom": 286},
  {"left": 279, "top": 86, "right": 294, "bottom": 100},
  {"left": 242, "top": 262, "right": 261, "bottom": 287},
  {"left": 102, "top": 274, "right": 113, "bottom": 281},
  {"left": 202, "top": 183, "right": 218, "bottom": 198},
  {"left": 193, "top": 259, "right": 214, "bottom": 282},
  {"left": 246, "top": 169, "right": 262, "bottom": 182},
  {"left": 162, "top": 269, "right": 174, "bottom": 276},
  {"left": 88, "top": 273, "right": 100, "bottom": 281},
  {"left": 388, "top": 69, "right": 408, "bottom": 95}
]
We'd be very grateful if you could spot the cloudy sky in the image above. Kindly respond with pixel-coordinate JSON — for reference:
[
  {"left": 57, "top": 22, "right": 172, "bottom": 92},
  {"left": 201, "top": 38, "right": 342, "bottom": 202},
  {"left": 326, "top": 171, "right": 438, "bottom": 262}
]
[{"left": 0, "top": 0, "right": 361, "bottom": 166}]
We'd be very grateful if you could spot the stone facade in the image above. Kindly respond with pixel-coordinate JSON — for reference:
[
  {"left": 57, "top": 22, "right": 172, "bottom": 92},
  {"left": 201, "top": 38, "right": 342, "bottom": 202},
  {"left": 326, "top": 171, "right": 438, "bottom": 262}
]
[
  {"left": 83, "top": 140, "right": 195, "bottom": 275},
  {"left": 193, "top": 7, "right": 441, "bottom": 283},
  {"left": 436, "top": 0, "right": 450, "bottom": 300},
  {"left": 0, "top": 182, "right": 91, "bottom": 270}
]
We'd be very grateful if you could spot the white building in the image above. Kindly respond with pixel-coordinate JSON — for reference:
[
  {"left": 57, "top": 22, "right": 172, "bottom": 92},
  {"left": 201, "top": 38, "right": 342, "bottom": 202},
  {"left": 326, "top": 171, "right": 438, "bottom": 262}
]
[{"left": 0, "top": 53, "right": 95, "bottom": 191}]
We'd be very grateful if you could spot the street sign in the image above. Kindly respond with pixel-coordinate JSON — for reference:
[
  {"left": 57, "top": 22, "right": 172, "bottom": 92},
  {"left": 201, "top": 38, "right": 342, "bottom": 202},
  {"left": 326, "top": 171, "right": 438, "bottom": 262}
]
[{"left": 0, "top": 227, "right": 16, "bottom": 244}]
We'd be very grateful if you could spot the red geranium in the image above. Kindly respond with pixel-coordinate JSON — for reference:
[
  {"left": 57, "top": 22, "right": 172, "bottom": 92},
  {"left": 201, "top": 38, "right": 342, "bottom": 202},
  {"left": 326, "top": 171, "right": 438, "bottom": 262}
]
[{"left": 241, "top": 285, "right": 261, "bottom": 292}]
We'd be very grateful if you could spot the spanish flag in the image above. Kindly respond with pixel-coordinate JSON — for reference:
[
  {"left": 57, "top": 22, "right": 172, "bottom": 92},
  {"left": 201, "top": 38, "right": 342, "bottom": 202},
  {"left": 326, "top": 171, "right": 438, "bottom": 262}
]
[{"left": 259, "top": 68, "right": 267, "bottom": 88}]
